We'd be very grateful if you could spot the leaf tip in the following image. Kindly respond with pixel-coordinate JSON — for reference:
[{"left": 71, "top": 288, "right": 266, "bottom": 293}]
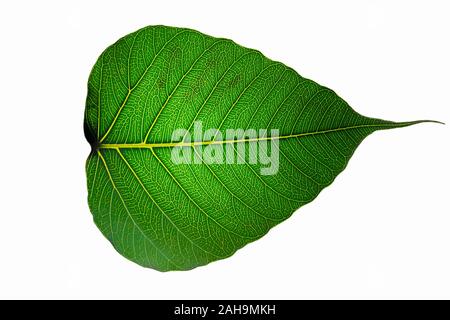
[{"left": 396, "top": 119, "right": 445, "bottom": 127}]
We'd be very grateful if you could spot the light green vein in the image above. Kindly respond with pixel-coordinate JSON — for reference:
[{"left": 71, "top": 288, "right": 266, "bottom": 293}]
[
  {"left": 99, "top": 121, "right": 436, "bottom": 150},
  {"left": 97, "top": 150, "right": 181, "bottom": 269},
  {"left": 114, "top": 148, "right": 223, "bottom": 258},
  {"left": 150, "top": 148, "right": 257, "bottom": 239},
  {"left": 99, "top": 30, "right": 189, "bottom": 144},
  {"left": 143, "top": 39, "right": 227, "bottom": 143}
]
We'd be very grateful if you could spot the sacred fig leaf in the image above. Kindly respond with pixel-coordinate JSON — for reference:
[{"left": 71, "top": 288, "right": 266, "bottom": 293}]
[{"left": 84, "top": 25, "right": 437, "bottom": 271}]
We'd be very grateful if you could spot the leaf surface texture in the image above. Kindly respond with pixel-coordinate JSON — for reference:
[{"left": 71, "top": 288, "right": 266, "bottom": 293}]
[{"left": 84, "top": 26, "right": 427, "bottom": 271}]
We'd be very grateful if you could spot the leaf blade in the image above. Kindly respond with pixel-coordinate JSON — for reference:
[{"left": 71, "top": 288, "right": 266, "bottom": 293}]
[{"left": 85, "top": 25, "right": 434, "bottom": 271}]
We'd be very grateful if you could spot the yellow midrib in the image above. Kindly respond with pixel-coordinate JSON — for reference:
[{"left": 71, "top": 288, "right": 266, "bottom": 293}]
[{"left": 97, "top": 123, "right": 404, "bottom": 150}]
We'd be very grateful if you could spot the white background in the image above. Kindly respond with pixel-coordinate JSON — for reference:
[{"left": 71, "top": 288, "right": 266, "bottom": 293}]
[{"left": 0, "top": 0, "right": 449, "bottom": 299}]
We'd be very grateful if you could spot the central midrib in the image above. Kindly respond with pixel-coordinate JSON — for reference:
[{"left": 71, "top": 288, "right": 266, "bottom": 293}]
[{"left": 97, "top": 122, "right": 424, "bottom": 150}]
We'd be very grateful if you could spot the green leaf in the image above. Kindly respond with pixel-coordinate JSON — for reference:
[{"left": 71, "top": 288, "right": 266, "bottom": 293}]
[{"left": 84, "top": 25, "right": 436, "bottom": 271}]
